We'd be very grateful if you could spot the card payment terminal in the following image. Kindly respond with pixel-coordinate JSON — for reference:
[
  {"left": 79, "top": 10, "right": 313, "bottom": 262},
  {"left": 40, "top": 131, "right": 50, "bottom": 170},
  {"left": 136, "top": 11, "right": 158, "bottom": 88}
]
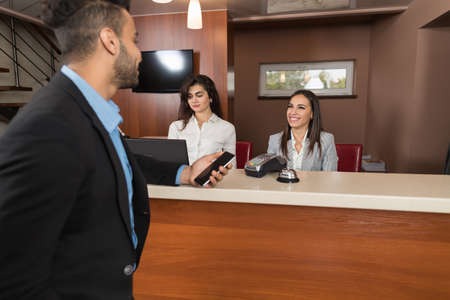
[{"left": 244, "top": 153, "right": 287, "bottom": 178}]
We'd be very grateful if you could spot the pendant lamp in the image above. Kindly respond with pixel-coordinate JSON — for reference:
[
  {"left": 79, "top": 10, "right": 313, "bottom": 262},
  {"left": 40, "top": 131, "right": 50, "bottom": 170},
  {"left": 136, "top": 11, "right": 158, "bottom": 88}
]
[{"left": 187, "top": 0, "right": 202, "bottom": 29}]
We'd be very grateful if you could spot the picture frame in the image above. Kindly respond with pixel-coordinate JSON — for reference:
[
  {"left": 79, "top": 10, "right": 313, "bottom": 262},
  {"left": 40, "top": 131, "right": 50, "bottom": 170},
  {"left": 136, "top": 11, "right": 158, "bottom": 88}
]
[{"left": 259, "top": 60, "right": 355, "bottom": 98}]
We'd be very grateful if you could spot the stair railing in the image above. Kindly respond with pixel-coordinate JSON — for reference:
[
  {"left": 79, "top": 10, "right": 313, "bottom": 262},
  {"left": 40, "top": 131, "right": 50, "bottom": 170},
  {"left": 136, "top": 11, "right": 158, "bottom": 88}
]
[
  {"left": 0, "top": 45, "right": 42, "bottom": 88},
  {"left": 0, "top": 17, "right": 52, "bottom": 86},
  {"left": 0, "top": 4, "right": 61, "bottom": 90},
  {"left": 1, "top": 17, "right": 60, "bottom": 73}
]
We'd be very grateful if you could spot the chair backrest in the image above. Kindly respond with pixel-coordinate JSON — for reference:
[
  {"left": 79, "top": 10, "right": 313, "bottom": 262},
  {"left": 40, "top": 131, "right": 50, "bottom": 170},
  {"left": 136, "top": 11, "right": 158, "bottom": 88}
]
[
  {"left": 236, "top": 141, "right": 253, "bottom": 169},
  {"left": 335, "top": 144, "right": 363, "bottom": 172}
]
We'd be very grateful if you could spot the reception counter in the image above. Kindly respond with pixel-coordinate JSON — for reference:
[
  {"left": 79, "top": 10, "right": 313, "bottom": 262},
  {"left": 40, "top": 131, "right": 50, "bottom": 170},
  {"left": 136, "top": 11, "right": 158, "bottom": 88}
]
[
  {"left": 134, "top": 170, "right": 450, "bottom": 299},
  {"left": 146, "top": 169, "right": 450, "bottom": 213}
]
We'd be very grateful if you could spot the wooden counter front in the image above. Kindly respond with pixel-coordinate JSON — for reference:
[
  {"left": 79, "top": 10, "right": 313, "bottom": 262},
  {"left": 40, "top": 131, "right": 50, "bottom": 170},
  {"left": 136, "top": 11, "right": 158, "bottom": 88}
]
[{"left": 134, "top": 171, "right": 450, "bottom": 299}]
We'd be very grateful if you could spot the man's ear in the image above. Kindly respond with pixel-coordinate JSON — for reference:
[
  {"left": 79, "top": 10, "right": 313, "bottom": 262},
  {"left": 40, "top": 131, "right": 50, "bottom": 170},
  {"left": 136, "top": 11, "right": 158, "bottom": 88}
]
[{"left": 99, "top": 27, "right": 119, "bottom": 56}]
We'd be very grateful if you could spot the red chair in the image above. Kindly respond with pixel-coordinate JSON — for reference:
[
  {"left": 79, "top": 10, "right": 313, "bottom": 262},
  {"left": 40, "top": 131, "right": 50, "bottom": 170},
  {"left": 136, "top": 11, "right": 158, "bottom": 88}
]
[
  {"left": 236, "top": 141, "right": 253, "bottom": 169},
  {"left": 335, "top": 144, "right": 363, "bottom": 172}
]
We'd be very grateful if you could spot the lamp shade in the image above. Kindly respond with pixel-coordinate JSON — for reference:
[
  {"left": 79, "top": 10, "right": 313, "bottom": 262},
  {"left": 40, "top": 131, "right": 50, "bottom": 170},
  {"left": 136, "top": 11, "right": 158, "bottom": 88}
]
[
  {"left": 187, "top": 0, "right": 202, "bottom": 29},
  {"left": 152, "top": 0, "right": 173, "bottom": 3}
]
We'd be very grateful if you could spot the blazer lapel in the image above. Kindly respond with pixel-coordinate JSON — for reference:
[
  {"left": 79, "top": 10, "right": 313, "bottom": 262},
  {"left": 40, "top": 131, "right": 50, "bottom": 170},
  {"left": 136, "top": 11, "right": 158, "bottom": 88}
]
[
  {"left": 54, "top": 72, "right": 134, "bottom": 247},
  {"left": 301, "top": 139, "right": 312, "bottom": 170},
  {"left": 121, "top": 135, "right": 150, "bottom": 262}
]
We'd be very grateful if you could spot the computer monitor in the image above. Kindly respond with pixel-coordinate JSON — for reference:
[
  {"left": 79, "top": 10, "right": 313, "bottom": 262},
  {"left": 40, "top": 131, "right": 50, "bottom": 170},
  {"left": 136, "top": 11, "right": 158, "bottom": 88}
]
[{"left": 125, "top": 138, "right": 189, "bottom": 165}]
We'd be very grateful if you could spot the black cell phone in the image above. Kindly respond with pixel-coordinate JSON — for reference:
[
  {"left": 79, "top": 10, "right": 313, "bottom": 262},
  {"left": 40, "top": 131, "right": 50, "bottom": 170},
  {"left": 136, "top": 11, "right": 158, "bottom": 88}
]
[{"left": 194, "top": 151, "right": 235, "bottom": 186}]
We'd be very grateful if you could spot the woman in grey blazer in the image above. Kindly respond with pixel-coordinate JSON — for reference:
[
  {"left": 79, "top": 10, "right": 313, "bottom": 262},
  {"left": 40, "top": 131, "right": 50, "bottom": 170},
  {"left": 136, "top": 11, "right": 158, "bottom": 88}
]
[{"left": 267, "top": 90, "right": 338, "bottom": 171}]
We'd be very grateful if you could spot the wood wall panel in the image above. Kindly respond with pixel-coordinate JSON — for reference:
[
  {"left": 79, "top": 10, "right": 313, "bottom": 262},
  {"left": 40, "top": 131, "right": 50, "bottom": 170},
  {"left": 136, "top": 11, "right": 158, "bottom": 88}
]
[
  {"left": 113, "top": 11, "right": 228, "bottom": 137},
  {"left": 133, "top": 199, "right": 450, "bottom": 299},
  {"left": 233, "top": 24, "right": 371, "bottom": 157}
]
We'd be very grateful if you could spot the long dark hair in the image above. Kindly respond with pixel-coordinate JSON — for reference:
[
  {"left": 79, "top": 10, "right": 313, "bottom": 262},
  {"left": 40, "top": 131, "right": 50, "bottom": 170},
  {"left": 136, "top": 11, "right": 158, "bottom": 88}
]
[
  {"left": 178, "top": 74, "right": 222, "bottom": 130},
  {"left": 281, "top": 89, "right": 323, "bottom": 158}
]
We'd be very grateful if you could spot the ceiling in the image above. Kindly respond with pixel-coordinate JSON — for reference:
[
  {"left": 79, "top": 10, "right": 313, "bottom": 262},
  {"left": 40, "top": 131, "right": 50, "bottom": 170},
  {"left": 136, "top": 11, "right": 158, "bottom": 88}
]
[
  {"left": 0, "top": 0, "right": 414, "bottom": 23},
  {"left": 131, "top": 0, "right": 414, "bottom": 20}
]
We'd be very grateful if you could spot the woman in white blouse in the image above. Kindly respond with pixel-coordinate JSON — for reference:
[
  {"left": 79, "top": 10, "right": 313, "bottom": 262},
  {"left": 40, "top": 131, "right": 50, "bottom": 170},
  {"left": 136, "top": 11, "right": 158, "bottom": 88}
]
[
  {"left": 168, "top": 74, "right": 236, "bottom": 166},
  {"left": 267, "top": 89, "right": 338, "bottom": 171}
]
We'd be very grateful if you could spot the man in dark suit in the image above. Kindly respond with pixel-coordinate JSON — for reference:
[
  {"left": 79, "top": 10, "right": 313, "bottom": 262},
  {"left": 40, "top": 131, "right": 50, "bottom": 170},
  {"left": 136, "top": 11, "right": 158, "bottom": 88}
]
[{"left": 0, "top": 0, "right": 229, "bottom": 299}]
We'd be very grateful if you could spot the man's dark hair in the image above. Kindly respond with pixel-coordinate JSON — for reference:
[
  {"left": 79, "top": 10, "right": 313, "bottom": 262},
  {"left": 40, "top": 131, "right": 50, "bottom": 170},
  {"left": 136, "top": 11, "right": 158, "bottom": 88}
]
[{"left": 40, "top": 0, "right": 130, "bottom": 62}]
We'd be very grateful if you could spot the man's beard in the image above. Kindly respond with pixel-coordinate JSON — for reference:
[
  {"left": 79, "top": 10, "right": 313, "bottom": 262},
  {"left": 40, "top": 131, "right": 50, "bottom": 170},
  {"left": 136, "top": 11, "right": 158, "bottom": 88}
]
[{"left": 113, "top": 41, "right": 139, "bottom": 89}]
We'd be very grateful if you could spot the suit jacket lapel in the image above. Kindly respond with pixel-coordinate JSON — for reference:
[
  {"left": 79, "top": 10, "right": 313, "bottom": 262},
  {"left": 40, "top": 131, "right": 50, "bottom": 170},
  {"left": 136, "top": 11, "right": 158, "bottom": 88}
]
[
  {"left": 302, "top": 139, "right": 312, "bottom": 170},
  {"left": 120, "top": 135, "right": 150, "bottom": 261},
  {"left": 53, "top": 72, "right": 134, "bottom": 247}
]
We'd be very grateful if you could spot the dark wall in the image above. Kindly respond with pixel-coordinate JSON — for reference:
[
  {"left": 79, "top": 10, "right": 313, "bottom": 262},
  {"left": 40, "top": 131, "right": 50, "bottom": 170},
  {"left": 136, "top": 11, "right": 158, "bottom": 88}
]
[
  {"left": 113, "top": 0, "right": 449, "bottom": 173},
  {"left": 233, "top": 24, "right": 371, "bottom": 156},
  {"left": 366, "top": 0, "right": 450, "bottom": 173}
]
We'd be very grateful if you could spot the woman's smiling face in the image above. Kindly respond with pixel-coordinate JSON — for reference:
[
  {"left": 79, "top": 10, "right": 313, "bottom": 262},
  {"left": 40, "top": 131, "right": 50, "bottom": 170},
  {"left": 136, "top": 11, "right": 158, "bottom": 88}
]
[{"left": 286, "top": 94, "right": 313, "bottom": 130}]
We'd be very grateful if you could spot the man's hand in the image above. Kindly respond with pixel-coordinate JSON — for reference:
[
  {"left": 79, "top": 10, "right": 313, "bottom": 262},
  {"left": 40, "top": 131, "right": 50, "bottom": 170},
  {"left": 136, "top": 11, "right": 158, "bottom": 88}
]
[{"left": 180, "top": 152, "right": 232, "bottom": 187}]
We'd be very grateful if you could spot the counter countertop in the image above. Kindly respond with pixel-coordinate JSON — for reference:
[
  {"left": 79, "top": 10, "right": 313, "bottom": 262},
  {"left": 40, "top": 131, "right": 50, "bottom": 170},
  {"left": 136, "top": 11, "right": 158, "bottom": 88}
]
[{"left": 147, "top": 169, "right": 450, "bottom": 214}]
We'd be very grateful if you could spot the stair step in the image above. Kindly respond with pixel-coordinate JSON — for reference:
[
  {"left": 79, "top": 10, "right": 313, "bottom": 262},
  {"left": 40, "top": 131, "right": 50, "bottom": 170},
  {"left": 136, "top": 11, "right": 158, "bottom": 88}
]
[
  {"left": 0, "top": 67, "right": 9, "bottom": 73},
  {"left": 0, "top": 86, "right": 32, "bottom": 91},
  {"left": 0, "top": 102, "right": 26, "bottom": 107}
]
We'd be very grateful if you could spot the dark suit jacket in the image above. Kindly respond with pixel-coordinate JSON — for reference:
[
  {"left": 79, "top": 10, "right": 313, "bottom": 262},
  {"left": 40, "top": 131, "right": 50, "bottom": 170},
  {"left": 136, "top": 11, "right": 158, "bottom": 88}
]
[{"left": 0, "top": 72, "right": 180, "bottom": 299}]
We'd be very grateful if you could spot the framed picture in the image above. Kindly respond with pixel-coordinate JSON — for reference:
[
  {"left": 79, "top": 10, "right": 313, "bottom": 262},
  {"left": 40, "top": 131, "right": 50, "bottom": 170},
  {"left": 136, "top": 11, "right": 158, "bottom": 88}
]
[{"left": 259, "top": 60, "right": 355, "bottom": 98}]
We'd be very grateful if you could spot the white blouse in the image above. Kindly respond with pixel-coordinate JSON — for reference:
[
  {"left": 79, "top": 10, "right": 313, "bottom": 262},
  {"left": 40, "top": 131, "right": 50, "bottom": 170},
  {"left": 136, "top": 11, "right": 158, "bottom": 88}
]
[
  {"left": 290, "top": 129, "right": 308, "bottom": 170},
  {"left": 168, "top": 114, "right": 236, "bottom": 166}
]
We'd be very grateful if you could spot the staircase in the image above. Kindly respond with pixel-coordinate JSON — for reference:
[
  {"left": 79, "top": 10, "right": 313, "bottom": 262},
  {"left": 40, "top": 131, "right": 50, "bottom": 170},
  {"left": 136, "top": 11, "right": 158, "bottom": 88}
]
[
  {"left": 0, "top": 6, "right": 61, "bottom": 117},
  {"left": 0, "top": 67, "right": 31, "bottom": 94}
]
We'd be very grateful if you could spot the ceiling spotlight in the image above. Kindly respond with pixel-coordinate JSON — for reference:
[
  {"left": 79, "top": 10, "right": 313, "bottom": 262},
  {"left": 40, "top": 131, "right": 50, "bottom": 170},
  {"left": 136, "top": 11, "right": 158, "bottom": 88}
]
[
  {"left": 187, "top": 0, "right": 202, "bottom": 29},
  {"left": 152, "top": 0, "right": 173, "bottom": 3}
]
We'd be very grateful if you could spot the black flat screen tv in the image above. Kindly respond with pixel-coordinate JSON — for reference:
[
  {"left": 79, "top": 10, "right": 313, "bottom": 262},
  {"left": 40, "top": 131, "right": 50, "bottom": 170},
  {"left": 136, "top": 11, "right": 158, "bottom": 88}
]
[{"left": 133, "top": 49, "right": 194, "bottom": 93}]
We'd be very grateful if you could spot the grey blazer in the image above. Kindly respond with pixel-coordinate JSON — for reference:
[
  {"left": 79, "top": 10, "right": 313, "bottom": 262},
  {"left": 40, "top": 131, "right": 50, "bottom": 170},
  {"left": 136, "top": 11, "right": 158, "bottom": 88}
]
[{"left": 267, "top": 131, "right": 338, "bottom": 171}]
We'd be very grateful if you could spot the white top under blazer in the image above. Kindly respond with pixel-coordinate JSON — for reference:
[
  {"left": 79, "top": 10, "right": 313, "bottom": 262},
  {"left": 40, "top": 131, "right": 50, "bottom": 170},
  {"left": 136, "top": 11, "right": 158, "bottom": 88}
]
[
  {"left": 168, "top": 114, "right": 236, "bottom": 166},
  {"left": 267, "top": 131, "right": 338, "bottom": 171}
]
